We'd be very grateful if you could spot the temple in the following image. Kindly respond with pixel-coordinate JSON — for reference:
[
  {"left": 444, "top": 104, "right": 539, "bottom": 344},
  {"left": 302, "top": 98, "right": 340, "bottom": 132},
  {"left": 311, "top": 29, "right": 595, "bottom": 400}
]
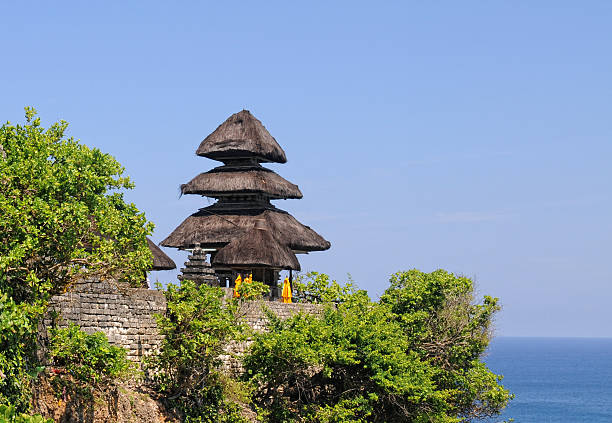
[{"left": 161, "top": 110, "right": 330, "bottom": 288}]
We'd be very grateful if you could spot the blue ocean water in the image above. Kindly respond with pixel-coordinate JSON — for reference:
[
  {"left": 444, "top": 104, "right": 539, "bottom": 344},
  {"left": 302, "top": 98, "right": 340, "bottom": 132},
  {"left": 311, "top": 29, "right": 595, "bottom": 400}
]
[{"left": 484, "top": 337, "right": 612, "bottom": 422}]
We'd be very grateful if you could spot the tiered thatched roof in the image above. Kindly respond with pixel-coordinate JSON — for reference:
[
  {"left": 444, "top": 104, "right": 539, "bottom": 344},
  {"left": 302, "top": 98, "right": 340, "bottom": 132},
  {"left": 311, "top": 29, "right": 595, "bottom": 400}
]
[
  {"left": 181, "top": 166, "right": 302, "bottom": 199},
  {"left": 163, "top": 110, "right": 329, "bottom": 280},
  {"left": 147, "top": 238, "right": 176, "bottom": 270},
  {"left": 212, "top": 224, "right": 300, "bottom": 271},
  {"left": 161, "top": 206, "right": 330, "bottom": 252},
  {"left": 196, "top": 110, "right": 287, "bottom": 163}
]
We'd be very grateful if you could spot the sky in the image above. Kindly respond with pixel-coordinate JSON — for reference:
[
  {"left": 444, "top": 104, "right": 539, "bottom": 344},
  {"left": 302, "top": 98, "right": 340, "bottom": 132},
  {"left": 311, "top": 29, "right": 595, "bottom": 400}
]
[{"left": 1, "top": 1, "right": 611, "bottom": 337}]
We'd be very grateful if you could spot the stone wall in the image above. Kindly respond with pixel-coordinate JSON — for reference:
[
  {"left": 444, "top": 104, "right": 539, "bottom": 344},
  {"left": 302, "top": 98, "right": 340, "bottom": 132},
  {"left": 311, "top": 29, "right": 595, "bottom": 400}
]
[
  {"left": 45, "top": 278, "right": 166, "bottom": 361},
  {"left": 44, "top": 281, "right": 321, "bottom": 367},
  {"left": 221, "top": 299, "right": 324, "bottom": 374},
  {"left": 239, "top": 300, "right": 323, "bottom": 331}
]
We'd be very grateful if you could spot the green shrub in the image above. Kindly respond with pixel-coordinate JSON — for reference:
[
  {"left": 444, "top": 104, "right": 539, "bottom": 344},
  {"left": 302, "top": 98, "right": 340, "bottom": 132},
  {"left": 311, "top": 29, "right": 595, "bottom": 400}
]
[
  {"left": 244, "top": 270, "right": 512, "bottom": 422},
  {"left": 293, "top": 271, "right": 357, "bottom": 304},
  {"left": 147, "top": 280, "right": 263, "bottom": 423},
  {"left": 48, "top": 324, "right": 132, "bottom": 385},
  {"left": 0, "top": 404, "right": 52, "bottom": 423},
  {"left": 0, "top": 295, "right": 43, "bottom": 412}
]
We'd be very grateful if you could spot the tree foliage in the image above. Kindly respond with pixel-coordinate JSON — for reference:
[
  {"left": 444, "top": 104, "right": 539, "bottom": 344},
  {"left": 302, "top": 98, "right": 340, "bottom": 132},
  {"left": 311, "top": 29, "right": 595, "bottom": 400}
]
[
  {"left": 0, "top": 296, "right": 42, "bottom": 411},
  {"left": 0, "top": 108, "right": 153, "bottom": 411},
  {"left": 243, "top": 270, "right": 511, "bottom": 422},
  {"left": 147, "top": 280, "right": 266, "bottom": 422},
  {"left": 380, "top": 270, "right": 509, "bottom": 421},
  {"left": 0, "top": 107, "right": 153, "bottom": 304},
  {"left": 293, "top": 272, "right": 358, "bottom": 304},
  {"left": 0, "top": 404, "right": 51, "bottom": 423},
  {"left": 48, "top": 324, "right": 132, "bottom": 385}
]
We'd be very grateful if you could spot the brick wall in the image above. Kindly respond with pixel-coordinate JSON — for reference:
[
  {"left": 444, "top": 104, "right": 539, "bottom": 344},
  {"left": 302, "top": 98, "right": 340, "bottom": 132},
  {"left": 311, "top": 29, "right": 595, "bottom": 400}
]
[
  {"left": 239, "top": 300, "right": 323, "bottom": 331},
  {"left": 45, "top": 281, "right": 321, "bottom": 368},
  {"left": 221, "top": 299, "right": 324, "bottom": 374},
  {"left": 45, "top": 278, "right": 166, "bottom": 361}
]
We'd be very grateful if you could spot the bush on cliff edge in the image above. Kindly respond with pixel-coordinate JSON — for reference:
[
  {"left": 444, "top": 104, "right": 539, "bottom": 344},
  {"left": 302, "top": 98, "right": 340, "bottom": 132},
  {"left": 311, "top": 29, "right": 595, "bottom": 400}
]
[{"left": 243, "top": 270, "right": 512, "bottom": 423}]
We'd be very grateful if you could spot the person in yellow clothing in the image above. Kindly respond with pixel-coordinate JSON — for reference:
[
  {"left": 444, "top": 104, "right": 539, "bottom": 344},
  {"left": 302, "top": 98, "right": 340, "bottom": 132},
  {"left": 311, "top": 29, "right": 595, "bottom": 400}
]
[
  {"left": 281, "top": 277, "right": 292, "bottom": 304},
  {"left": 233, "top": 274, "right": 242, "bottom": 298}
]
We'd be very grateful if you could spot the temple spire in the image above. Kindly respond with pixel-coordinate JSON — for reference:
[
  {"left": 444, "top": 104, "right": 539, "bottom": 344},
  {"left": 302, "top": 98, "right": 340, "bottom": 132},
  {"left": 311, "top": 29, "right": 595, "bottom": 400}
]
[
  {"left": 196, "top": 110, "right": 287, "bottom": 163},
  {"left": 162, "top": 110, "right": 330, "bottom": 288}
]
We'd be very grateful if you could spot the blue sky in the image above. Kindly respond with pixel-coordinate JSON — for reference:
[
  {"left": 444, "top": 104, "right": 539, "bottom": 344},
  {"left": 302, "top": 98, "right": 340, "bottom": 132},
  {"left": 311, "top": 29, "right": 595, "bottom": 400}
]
[{"left": 2, "top": 1, "right": 611, "bottom": 337}]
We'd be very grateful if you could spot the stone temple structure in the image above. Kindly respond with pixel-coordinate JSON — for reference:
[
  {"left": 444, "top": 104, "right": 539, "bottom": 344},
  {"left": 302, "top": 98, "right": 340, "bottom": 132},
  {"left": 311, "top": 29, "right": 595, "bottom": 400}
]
[{"left": 161, "top": 110, "right": 330, "bottom": 288}]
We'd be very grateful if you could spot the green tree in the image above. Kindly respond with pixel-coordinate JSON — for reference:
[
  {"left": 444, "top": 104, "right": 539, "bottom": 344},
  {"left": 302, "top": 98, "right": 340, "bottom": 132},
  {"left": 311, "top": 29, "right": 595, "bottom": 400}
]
[
  {"left": 243, "top": 270, "right": 512, "bottom": 422},
  {"left": 293, "top": 272, "right": 358, "bottom": 304},
  {"left": 380, "top": 270, "right": 511, "bottom": 421},
  {"left": 147, "top": 279, "right": 266, "bottom": 422},
  {"left": 0, "top": 108, "right": 153, "bottom": 410},
  {"left": 0, "top": 107, "right": 153, "bottom": 304}
]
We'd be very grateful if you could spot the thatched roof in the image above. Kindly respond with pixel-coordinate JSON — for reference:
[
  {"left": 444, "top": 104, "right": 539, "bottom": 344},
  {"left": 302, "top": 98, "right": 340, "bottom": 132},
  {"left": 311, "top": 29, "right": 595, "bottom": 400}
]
[
  {"left": 212, "top": 224, "right": 300, "bottom": 271},
  {"left": 147, "top": 238, "right": 176, "bottom": 270},
  {"left": 181, "top": 166, "right": 302, "bottom": 199},
  {"left": 196, "top": 110, "right": 287, "bottom": 163},
  {"left": 161, "top": 206, "right": 331, "bottom": 252}
]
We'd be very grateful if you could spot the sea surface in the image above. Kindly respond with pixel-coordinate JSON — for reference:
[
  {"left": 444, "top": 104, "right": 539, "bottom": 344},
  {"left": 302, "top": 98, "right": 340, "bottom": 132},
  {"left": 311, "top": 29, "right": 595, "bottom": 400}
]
[{"left": 484, "top": 337, "right": 612, "bottom": 422}]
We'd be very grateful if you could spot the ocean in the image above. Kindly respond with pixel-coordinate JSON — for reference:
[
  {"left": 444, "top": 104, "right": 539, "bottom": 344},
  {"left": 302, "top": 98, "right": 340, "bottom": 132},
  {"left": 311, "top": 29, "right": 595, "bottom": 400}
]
[{"left": 484, "top": 337, "right": 612, "bottom": 422}]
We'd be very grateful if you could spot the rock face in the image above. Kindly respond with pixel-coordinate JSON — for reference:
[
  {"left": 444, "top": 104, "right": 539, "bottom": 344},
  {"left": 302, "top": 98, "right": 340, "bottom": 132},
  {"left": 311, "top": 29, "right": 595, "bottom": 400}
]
[
  {"left": 32, "top": 376, "right": 178, "bottom": 423},
  {"left": 44, "top": 278, "right": 166, "bottom": 361}
]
